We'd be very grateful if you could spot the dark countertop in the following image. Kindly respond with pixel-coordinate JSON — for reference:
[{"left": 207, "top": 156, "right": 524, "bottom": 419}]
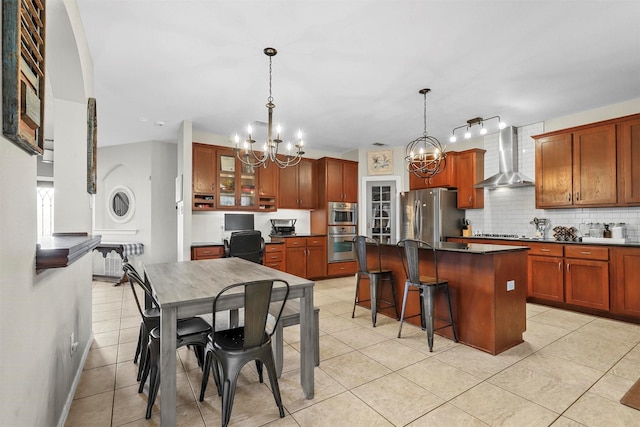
[
  {"left": 379, "top": 240, "right": 529, "bottom": 254},
  {"left": 456, "top": 235, "right": 640, "bottom": 248},
  {"left": 192, "top": 238, "right": 290, "bottom": 248}
]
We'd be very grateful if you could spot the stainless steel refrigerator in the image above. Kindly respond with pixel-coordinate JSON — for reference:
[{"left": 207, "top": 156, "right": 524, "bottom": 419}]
[{"left": 400, "top": 188, "right": 465, "bottom": 244}]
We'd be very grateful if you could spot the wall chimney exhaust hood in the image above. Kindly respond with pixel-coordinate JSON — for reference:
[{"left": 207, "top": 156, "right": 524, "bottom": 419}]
[{"left": 474, "top": 126, "right": 535, "bottom": 189}]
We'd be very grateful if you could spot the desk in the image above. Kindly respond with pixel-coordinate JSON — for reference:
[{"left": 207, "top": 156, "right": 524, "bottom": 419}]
[{"left": 144, "top": 257, "right": 315, "bottom": 426}]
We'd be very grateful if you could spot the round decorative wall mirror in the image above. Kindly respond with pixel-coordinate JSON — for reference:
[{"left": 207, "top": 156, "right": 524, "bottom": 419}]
[{"left": 107, "top": 185, "right": 135, "bottom": 223}]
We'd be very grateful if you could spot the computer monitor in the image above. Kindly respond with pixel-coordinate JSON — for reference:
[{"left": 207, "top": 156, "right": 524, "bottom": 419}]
[{"left": 224, "top": 213, "right": 254, "bottom": 231}]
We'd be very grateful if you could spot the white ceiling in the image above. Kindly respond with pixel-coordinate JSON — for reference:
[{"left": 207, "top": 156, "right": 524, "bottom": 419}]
[{"left": 76, "top": 0, "right": 640, "bottom": 154}]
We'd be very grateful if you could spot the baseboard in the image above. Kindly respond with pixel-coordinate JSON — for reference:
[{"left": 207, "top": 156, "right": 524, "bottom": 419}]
[{"left": 57, "top": 332, "right": 94, "bottom": 427}]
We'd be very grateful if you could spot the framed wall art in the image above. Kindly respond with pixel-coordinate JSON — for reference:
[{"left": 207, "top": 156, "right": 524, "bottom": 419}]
[
  {"left": 2, "top": 0, "right": 46, "bottom": 155},
  {"left": 367, "top": 149, "right": 393, "bottom": 175},
  {"left": 87, "top": 97, "right": 97, "bottom": 194}
]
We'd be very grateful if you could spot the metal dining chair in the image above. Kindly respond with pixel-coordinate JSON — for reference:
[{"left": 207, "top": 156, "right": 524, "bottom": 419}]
[
  {"left": 352, "top": 235, "right": 399, "bottom": 327},
  {"left": 397, "top": 239, "right": 457, "bottom": 352},
  {"left": 199, "top": 279, "right": 289, "bottom": 427}
]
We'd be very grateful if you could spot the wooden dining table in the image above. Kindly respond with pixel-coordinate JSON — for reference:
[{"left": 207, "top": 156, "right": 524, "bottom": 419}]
[{"left": 144, "top": 257, "right": 316, "bottom": 426}]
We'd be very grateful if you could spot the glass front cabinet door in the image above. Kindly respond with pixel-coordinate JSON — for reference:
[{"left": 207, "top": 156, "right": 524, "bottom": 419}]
[{"left": 217, "top": 149, "right": 257, "bottom": 209}]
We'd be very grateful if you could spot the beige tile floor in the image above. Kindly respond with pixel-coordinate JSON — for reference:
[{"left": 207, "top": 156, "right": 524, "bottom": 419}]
[{"left": 65, "top": 276, "right": 640, "bottom": 427}]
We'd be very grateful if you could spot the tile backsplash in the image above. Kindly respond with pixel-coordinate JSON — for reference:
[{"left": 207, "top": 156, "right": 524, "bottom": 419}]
[{"left": 464, "top": 122, "right": 640, "bottom": 243}]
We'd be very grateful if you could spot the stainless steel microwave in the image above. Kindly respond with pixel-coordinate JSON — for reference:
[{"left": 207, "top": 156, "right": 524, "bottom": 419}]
[{"left": 328, "top": 202, "right": 357, "bottom": 226}]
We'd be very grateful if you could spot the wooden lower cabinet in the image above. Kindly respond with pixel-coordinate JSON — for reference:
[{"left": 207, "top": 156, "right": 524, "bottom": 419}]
[
  {"left": 285, "top": 237, "right": 327, "bottom": 279},
  {"left": 191, "top": 246, "right": 224, "bottom": 260},
  {"left": 327, "top": 260, "right": 358, "bottom": 277},
  {"left": 263, "top": 243, "right": 285, "bottom": 271},
  {"left": 528, "top": 255, "right": 564, "bottom": 302},
  {"left": 611, "top": 247, "right": 640, "bottom": 317},
  {"left": 564, "top": 246, "right": 609, "bottom": 311}
]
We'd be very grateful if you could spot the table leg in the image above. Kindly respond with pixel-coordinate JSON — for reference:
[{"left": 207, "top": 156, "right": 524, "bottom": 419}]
[
  {"left": 159, "top": 307, "right": 177, "bottom": 426},
  {"left": 300, "top": 286, "right": 315, "bottom": 399}
]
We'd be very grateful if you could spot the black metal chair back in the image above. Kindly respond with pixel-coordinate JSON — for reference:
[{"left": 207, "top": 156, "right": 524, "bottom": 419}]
[{"left": 397, "top": 239, "right": 440, "bottom": 285}]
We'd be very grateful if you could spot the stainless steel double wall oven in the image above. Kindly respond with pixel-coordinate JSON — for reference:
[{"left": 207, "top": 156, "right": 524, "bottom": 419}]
[{"left": 327, "top": 202, "right": 357, "bottom": 262}]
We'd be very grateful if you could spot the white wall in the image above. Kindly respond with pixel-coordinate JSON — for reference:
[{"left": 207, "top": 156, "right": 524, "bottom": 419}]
[
  {"left": 94, "top": 141, "right": 178, "bottom": 267},
  {"left": 0, "top": 2, "right": 94, "bottom": 426}
]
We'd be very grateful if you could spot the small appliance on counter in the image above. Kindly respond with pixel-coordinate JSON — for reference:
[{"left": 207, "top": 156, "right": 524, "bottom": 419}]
[
  {"left": 270, "top": 219, "right": 296, "bottom": 236},
  {"left": 530, "top": 217, "right": 550, "bottom": 239}
]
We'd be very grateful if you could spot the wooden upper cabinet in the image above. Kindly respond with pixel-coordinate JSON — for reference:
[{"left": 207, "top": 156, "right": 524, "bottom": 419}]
[
  {"left": 278, "top": 158, "right": 317, "bottom": 209},
  {"left": 257, "top": 162, "right": 278, "bottom": 196},
  {"left": 535, "top": 132, "right": 573, "bottom": 208},
  {"left": 572, "top": 124, "right": 617, "bottom": 205},
  {"left": 193, "top": 143, "right": 216, "bottom": 194},
  {"left": 324, "top": 158, "right": 358, "bottom": 202},
  {"left": 298, "top": 158, "right": 317, "bottom": 209},
  {"left": 534, "top": 114, "right": 640, "bottom": 209},
  {"left": 619, "top": 117, "right": 640, "bottom": 205},
  {"left": 455, "top": 149, "right": 485, "bottom": 209},
  {"left": 409, "top": 152, "right": 456, "bottom": 190}
]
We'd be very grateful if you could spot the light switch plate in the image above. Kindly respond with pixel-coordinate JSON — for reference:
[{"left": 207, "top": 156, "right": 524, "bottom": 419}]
[{"left": 507, "top": 280, "right": 515, "bottom": 291}]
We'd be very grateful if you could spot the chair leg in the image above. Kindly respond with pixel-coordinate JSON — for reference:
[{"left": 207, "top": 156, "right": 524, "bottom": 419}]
[
  {"left": 255, "top": 360, "right": 264, "bottom": 383},
  {"left": 139, "top": 344, "right": 152, "bottom": 393},
  {"left": 137, "top": 325, "right": 150, "bottom": 381},
  {"left": 263, "top": 354, "right": 285, "bottom": 419},
  {"left": 369, "top": 274, "right": 379, "bottom": 327},
  {"left": 397, "top": 281, "right": 410, "bottom": 338},
  {"left": 199, "top": 350, "right": 212, "bottom": 401},
  {"left": 423, "top": 286, "right": 435, "bottom": 352},
  {"left": 388, "top": 275, "right": 400, "bottom": 320},
  {"left": 352, "top": 273, "right": 361, "bottom": 318},
  {"left": 134, "top": 322, "right": 144, "bottom": 364},
  {"left": 145, "top": 339, "right": 160, "bottom": 419}
]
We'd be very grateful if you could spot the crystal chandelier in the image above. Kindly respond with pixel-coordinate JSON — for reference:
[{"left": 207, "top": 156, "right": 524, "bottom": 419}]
[
  {"left": 234, "top": 47, "right": 305, "bottom": 169},
  {"left": 405, "top": 89, "right": 447, "bottom": 178}
]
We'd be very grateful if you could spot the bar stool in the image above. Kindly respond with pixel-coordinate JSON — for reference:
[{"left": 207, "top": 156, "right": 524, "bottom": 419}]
[
  {"left": 352, "top": 235, "right": 399, "bottom": 327},
  {"left": 397, "top": 239, "right": 457, "bottom": 352}
]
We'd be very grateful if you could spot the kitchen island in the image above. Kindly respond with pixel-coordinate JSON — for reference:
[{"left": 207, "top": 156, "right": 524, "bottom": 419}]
[{"left": 363, "top": 242, "right": 529, "bottom": 355}]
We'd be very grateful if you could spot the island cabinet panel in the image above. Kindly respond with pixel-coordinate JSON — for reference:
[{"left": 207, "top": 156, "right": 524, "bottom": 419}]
[
  {"left": 572, "top": 124, "right": 617, "bottom": 206},
  {"left": 370, "top": 244, "right": 527, "bottom": 355},
  {"left": 611, "top": 248, "right": 640, "bottom": 317},
  {"left": 619, "top": 117, "right": 640, "bottom": 205},
  {"left": 535, "top": 132, "right": 573, "bottom": 208}
]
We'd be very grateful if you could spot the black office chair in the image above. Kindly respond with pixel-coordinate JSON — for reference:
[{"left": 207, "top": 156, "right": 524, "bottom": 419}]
[
  {"left": 352, "top": 235, "right": 399, "bottom": 327},
  {"left": 199, "top": 279, "right": 289, "bottom": 427},
  {"left": 397, "top": 239, "right": 457, "bottom": 352},
  {"left": 224, "top": 230, "right": 265, "bottom": 264}
]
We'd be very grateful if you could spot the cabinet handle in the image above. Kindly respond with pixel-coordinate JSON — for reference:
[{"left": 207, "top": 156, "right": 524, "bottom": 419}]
[
  {"left": 469, "top": 196, "right": 473, "bottom": 203},
  {"left": 540, "top": 248, "right": 551, "bottom": 252},
  {"left": 568, "top": 193, "right": 571, "bottom": 202},
  {"left": 575, "top": 192, "right": 580, "bottom": 201},
  {"left": 558, "top": 262, "right": 562, "bottom": 271},
  {"left": 567, "top": 263, "right": 570, "bottom": 272},
  {"left": 579, "top": 251, "right": 592, "bottom": 255}
]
